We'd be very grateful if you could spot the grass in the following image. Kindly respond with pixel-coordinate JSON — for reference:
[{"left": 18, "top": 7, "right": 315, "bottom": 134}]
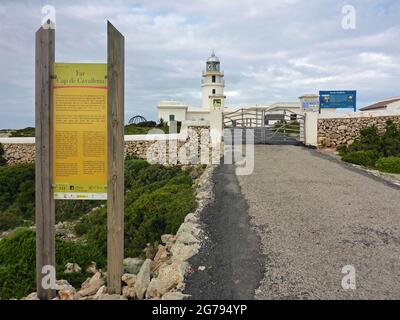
[{"left": 0, "top": 159, "right": 201, "bottom": 299}]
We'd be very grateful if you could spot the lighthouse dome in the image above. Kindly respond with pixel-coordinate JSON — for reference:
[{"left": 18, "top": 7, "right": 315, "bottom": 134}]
[{"left": 207, "top": 51, "right": 220, "bottom": 63}]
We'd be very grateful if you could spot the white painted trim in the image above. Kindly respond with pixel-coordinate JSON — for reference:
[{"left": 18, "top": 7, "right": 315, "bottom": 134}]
[{"left": 0, "top": 137, "right": 35, "bottom": 144}]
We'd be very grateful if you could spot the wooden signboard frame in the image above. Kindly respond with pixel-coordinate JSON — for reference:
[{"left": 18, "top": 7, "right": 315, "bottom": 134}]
[{"left": 35, "top": 21, "right": 125, "bottom": 299}]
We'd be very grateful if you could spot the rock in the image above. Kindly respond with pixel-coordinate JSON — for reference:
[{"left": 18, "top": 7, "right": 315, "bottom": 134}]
[
  {"left": 64, "top": 262, "right": 82, "bottom": 274},
  {"left": 92, "top": 285, "right": 107, "bottom": 300},
  {"left": 161, "top": 234, "right": 176, "bottom": 250},
  {"left": 161, "top": 234, "right": 175, "bottom": 245},
  {"left": 134, "top": 259, "right": 152, "bottom": 300},
  {"left": 123, "top": 257, "right": 144, "bottom": 275},
  {"left": 22, "top": 292, "right": 39, "bottom": 300},
  {"left": 171, "top": 242, "right": 200, "bottom": 262},
  {"left": 176, "top": 231, "right": 199, "bottom": 245},
  {"left": 184, "top": 213, "right": 198, "bottom": 223},
  {"left": 176, "top": 222, "right": 200, "bottom": 237},
  {"left": 58, "top": 289, "right": 75, "bottom": 300},
  {"left": 143, "top": 244, "right": 158, "bottom": 259},
  {"left": 152, "top": 245, "right": 169, "bottom": 272},
  {"left": 78, "top": 272, "right": 104, "bottom": 297},
  {"left": 121, "top": 273, "right": 137, "bottom": 287},
  {"left": 55, "top": 279, "right": 76, "bottom": 300},
  {"left": 161, "top": 291, "right": 190, "bottom": 300},
  {"left": 122, "top": 286, "right": 136, "bottom": 299},
  {"left": 157, "top": 262, "right": 188, "bottom": 291},
  {"left": 198, "top": 266, "right": 206, "bottom": 271},
  {"left": 86, "top": 261, "right": 97, "bottom": 274},
  {"left": 145, "top": 278, "right": 169, "bottom": 299},
  {"left": 97, "top": 294, "right": 127, "bottom": 300}
]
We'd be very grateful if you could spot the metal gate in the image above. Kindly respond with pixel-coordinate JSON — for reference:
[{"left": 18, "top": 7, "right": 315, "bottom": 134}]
[{"left": 223, "top": 108, "right": 304, "bottom": 145}]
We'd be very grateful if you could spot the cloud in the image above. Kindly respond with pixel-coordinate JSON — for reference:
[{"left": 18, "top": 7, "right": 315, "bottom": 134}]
[{"left": 0, "top": 0, "right": 399, "bottom": 128}]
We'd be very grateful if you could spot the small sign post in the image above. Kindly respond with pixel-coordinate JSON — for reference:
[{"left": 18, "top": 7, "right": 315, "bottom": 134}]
[
  {"left": 35, "top": 25, "right": 56, "bottom": 300},
  {"left": 107, "top": 21, "right": 125, "bottom": 294}
]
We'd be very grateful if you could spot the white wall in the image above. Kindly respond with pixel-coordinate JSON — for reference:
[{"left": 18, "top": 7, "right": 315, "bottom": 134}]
[
  {"left": 186, "top": 111, "right": 210, "bottom": 121},
  {"left": 157, "top": 107, "right": 187, "bottom": 123}
]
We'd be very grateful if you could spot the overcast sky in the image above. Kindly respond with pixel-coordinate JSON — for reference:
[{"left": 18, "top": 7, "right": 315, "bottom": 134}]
[{"left": 0, "top": 0, "right": 399, "bottom": 128}]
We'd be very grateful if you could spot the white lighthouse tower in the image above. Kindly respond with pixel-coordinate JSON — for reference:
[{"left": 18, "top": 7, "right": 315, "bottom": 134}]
[{"left": 201, "top": 51, "right": 226, "bottom": 110}]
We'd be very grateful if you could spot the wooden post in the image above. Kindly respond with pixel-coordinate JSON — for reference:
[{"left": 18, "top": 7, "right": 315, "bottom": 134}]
[
  {"left": 107, "top": 21, "right": 125, "bottom": 294},
  {"left": 35, "top": 26, "right": 56, "bottom": 300}
]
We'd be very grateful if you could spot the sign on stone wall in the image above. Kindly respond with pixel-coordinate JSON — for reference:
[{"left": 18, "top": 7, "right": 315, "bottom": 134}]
[
  {"left": 53, "top": 63, "right": 107, "bottom": 200},
  {"left": 319, "top": 90, "right": 357, "bottom": 111}
]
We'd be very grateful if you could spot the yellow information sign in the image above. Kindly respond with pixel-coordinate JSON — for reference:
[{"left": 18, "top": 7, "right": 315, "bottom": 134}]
[{"left": 53, "top": 63, "right": 107, "bottom": 200}]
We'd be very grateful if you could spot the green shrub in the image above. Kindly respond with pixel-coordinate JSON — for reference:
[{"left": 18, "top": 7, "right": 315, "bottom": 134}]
[
  {"left": 75, "top": 159, "right": 196, "bottom": 258},
  {"left": 375, "top": 156, "right": 400, "bottom": 174},
  {"left": 342, "top": 150, "right": 381, "bottom": 168},
  {"left": 0, "top": 163, "right": 102, "bottom": 232},
  {"left": 339, "top": 121, "right": 400, "bottom": 171},
  {"left": 0, "top": 228, "right": 105, "bottom": 300},
  {"left": 0, "top": 144, "right": 6, "bottom": 167}
]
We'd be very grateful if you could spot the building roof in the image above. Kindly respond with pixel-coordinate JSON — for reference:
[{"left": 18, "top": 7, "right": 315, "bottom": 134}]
[
  {"left": 207, "top": 51, "right": 220, "bottom": 63},
  {"left": 360, "top": 97, "right": 400, "bottom": 111}
]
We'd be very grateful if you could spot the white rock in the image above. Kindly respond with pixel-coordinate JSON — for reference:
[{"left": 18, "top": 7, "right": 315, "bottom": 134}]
[
  {"left": 86, "top": 261, "right": 97, "bottom": 274},
  {"left": 92, "top": 285, "right": 107, "bottom": 300},
  {"left": 122, "top": 273, "right": 137, "bottom": 287},
  {"left": 157, "top": 261, "right": 188, "bottom": 291},
  {"left": 22, "top": 292, "right": 39, "bottom": 300},
  {"left": 145, "top": 278, "right": 169, "bottom": 299},
  {"left": 171, "top": 242, "right": 200, "bottom": 262},
  {"left": 161, "top": 291, "right": 191, "bottom": 300},
  {"left": 64, "top": 262, "right": 82, "bottom": 274},
  {"left": 198, "top": 266, "right": 206, "bottom": 271},
  {"left": 97, "top": 294, "right": 127, "bottom": 300},
  {"left": 184, "top": 213, "right": 198, "bottom": 223},
  {"left": 176, "top": 231, "right": 199, "bottom": 245},
  {"left": 122, "top": 286, "right": 136, "bottom": 299},
  {"left": 134, "top": 259, "right": 151, "bottom": 300},
  {"left": 78, "top": 272, "right": 104, "bottom": 297},
  {"left": 161, "top": 234, "right": 175, "bottom": 245},
  {"left": 176, "top": 222, "right": 200, "bottom": 237},
  {"left": 123, "top": 257, "right": 144, "bottom": 275}
]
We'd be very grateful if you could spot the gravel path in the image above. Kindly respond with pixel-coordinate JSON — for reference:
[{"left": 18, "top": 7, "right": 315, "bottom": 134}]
[
  {"left": 237, "top": 145, "right": 400, "bottom": 299},
  {"left": 185, "top": 163, "right": 264, "bottom": 300}
]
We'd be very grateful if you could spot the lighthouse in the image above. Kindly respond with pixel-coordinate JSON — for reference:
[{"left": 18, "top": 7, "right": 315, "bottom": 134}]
[{"left": 201, "top": 51, "right": 226, "bottom": 110}]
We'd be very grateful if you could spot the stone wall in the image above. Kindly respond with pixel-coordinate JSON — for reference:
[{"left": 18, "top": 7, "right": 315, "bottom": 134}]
[
  {"left": 0, "top": 126, "right": 215, "bottom": 166},
  {"left": 317, "top": 115, "right": 400, "bottom": 148},
  {"left": 2, "top": 143, "right": 36, "bottom": 165}
]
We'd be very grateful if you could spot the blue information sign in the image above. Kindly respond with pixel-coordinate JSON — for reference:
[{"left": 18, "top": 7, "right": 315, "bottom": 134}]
[{"left": 319, "top": 90, "right": 356, "bottom": 111}]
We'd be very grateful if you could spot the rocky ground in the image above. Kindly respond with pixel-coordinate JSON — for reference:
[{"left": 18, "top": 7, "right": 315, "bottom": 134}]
[{"left": 22, "top": 165, "right": 215, "bottom": 301}]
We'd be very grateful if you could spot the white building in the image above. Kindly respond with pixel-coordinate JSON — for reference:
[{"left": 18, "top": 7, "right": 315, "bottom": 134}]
[
  {"left": 157, "top": 51, "right": 226, "bottom": 124},
  {"left": 359, "top": 97, "right": 400, "bottom": 113},
  {"left": 157, "top": 52, "right": 302, "bottom": 125}
]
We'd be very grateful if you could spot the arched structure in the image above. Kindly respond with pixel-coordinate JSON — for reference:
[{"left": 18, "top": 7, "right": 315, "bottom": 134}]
[{"left": 128, "top": 115, "right": 147, "bottom": 125}]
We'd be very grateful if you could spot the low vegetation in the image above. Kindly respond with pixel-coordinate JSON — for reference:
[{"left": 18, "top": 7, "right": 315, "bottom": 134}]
[
  {"left": 0, "top": 158, "right": 200, "bottom": 299},
  {"left": 9, "top": 127, "right": 35, "bottom": 137},
  {"left": 0, "top": 228, "right": 105, "bottom": 300},
  {"left": 338, "top": 120, "right": 400, "bottom": 173}
]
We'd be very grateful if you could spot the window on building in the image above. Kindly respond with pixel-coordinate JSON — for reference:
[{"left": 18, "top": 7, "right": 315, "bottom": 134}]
[
  {"left": 169, "top": 114, "right": 175, "bottom": 121},
  {"left": 212, "top": 89, "right": 216, "bottom": 94},
  {"left": 212, "top": 75, "right": 216, "bottom": 83},
  {"left": 290, "top": 114, "right": 297, "bottom": 121}
]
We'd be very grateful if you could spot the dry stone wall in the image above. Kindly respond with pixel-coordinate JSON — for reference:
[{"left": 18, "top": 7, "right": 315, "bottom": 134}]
[
  {"left": 1, "top": 126, "right": 214, "bottom": 166},
  {"left": 317, "top": 115, "right": 400, "bottom": 148}
]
